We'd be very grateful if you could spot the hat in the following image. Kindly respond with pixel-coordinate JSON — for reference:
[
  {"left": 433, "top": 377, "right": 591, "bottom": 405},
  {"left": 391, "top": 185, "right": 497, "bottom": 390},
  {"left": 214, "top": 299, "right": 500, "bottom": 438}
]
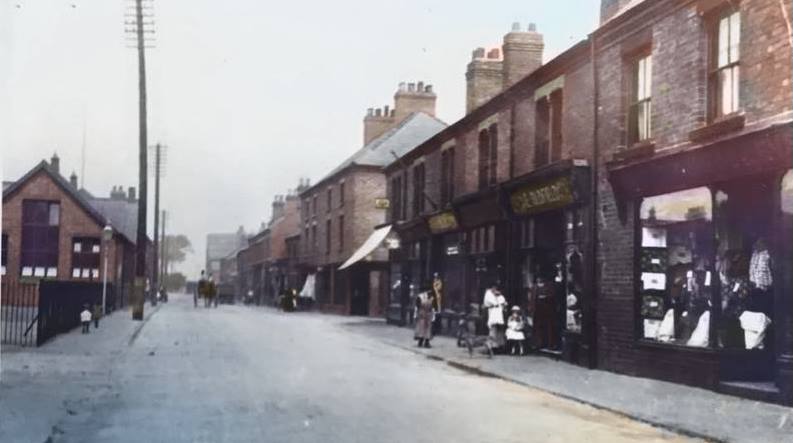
[{"left": 511, "top": 305, "right": 521, "bottom": 312}]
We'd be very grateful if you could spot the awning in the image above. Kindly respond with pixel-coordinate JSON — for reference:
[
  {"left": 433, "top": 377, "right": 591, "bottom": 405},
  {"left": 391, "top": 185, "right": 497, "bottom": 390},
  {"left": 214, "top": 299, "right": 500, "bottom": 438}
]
[
  {"left": 299, "top": 274, "right": 315, "bottom": 299},
  {"left": 338, "top": 225, "right": 392, "bottom": 270}
]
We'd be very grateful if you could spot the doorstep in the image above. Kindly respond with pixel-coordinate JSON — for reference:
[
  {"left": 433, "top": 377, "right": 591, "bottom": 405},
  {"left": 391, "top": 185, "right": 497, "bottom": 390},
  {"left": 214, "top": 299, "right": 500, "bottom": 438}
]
[{"left": 718, "top": 380, "right": 782, "bottom": 405}]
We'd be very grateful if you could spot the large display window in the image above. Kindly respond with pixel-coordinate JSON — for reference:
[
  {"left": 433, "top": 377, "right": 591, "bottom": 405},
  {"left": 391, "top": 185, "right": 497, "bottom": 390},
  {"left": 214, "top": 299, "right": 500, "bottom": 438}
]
[{"left": 639, "top": 187, "right": 714, "bottom": 347}]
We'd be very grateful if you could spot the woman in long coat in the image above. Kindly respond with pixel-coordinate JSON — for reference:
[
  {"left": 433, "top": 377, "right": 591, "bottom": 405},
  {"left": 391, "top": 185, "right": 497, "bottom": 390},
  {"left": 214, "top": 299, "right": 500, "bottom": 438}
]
[{"left": 414, "top": 286, "right": 437, "bottom": 348}]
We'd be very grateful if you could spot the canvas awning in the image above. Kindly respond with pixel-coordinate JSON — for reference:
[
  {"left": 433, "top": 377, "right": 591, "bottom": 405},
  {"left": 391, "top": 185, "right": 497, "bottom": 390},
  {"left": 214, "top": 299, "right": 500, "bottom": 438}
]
[
  {"left": 299, "top": 274, "right": 315, "bottom": 299},
  {"left": 338, "top": 225, "right": 392, "bottom": 270}
]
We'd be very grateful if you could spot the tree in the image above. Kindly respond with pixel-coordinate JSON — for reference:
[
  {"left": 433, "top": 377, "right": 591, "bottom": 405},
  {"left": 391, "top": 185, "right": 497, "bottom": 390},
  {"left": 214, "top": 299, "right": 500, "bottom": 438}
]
[
  {"left": 163, "top": 234, "right": 193, "bottom": 273},
  {"left": 163, "top": 272, "right": 187, "bottom": 292}
]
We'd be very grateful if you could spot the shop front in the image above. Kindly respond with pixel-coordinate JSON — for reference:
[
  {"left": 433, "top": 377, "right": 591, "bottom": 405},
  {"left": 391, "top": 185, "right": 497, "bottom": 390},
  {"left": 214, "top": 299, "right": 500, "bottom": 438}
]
[
  {"left": 502, "top": 161, "right": 593, "bottom": 367},
  {"left": 387, "top": 219, "right": 430, "bottom": 325},
  {"left": 608, "top": 122, "right": 793, "bottom": 404}
]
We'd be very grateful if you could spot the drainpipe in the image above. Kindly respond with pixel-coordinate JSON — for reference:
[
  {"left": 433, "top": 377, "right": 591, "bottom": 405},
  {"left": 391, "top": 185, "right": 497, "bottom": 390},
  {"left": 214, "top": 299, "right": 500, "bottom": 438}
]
[{"left": 588, "top": 34, "right": 600, "bottom": 369}]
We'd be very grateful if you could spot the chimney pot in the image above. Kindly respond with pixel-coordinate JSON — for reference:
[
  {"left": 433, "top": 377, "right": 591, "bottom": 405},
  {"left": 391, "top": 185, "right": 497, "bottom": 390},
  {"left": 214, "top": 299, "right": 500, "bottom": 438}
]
[
  {"left": 375, "top": 108, "right": 382, "bottom": 117},
  {"left": 398, "top": 82, "right": 407, "bottom": 91},
  {"left": 417, "top": 81, "right": 424, "bottom": 91},
  {"left": 472, "top": 47, "right": 486, "bottom": 60},
  {"left": 384, "top": 105, "right": 389, "bottom": 115},
  {"left": 487, "top": 48, "right": 501, "bottom": 59},
  {"left": 127, "top": 186, "right": 136, "bottom": 202},
  {"left": 512, "top": 22, "right": 521, "bottom": 31},
  {"left": 367, "top": 107, "right": 374, "bottom": 117},
  {"left": 425, "top": 84, "right": 433, "bottom": 93},
  {"left": 528, "top": 22, "right": 537, "bottom": 32},
  {"left": 408, "top": 82, "right": 416, "bottom": 92},
  {"left": 69, "top": 171, "right": 78, "bottom": 188}
]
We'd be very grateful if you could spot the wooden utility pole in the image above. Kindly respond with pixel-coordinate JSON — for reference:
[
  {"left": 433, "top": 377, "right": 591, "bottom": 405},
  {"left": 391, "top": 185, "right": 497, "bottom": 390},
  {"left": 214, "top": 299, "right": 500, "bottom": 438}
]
[
  {"left": 161, "top": 210, "right": 167, "bottom": 282},
  {"left": 127, "top": 0, "right": 154, "bottom": 320},
  {"left": 151, "top": 143, "right": 161, "bottom": 305}
]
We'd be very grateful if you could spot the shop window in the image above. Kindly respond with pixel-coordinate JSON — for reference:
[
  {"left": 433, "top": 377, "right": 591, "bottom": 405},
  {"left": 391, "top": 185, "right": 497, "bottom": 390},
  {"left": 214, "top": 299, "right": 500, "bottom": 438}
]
[
  {"left": 519, "top": 219, "right": 535, "bottom": 249},
  {"left": 20, "top": 200, "right": 60, "bottom": 278},
  {"left": 1, "top": 233, "right": 7, "bottom": 276},
  {"left": 639, "top": 187, "right": 713, "bottom": 346},
  {"left": 440, "top": 147, "right": 455, "bottom": 206},
  {"left": 628, "top": 53, "right": 652, "bottom": 145},
  {"left": 709, "top": 9, "right": 740, "bottom": 120},
  {"left": 71, "top": 237, "right": 100, "bottom": 280}
]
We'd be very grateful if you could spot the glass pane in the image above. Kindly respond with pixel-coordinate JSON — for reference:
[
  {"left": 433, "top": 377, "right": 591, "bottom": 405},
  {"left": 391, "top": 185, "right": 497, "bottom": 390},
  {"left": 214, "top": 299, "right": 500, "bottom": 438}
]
[
  {"left": 644, "top": 55, "right": 652, "bottom": 99},
  {"left": 636, "top": 58, "right": 646, "bottom": 100},
  {"left": 729, "top": 12, "right": 740, "bottom": 62},
  {"left": 48, "top": 203, "right": 60, "bottom": 226},
  {"left": 720, "top": 68, "right": 734, "bottom": 115},
  {"left": 782, "top": 170, "right": 793, "bottom": 214},
  {"left": 641, "top": 187, "right": 712, "bottom": 222},
  {"left": 731, "top": 66, "right": 740, "bottom": 112},
  {"left": 718, "top": 17, "right": 730, "bottom": 67}
]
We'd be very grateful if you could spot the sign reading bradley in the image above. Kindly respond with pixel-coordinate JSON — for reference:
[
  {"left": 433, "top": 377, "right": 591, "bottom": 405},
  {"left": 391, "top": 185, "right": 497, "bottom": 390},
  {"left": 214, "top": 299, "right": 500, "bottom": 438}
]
[{"left": 510, "top": 176, "right": 575, "bottom": 215}]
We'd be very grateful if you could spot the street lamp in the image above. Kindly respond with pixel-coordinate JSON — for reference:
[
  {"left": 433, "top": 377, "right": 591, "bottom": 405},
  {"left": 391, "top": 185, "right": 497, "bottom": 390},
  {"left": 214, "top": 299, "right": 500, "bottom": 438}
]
[{"left": 102, "top": 224, "right": 113, "bottom": 316}]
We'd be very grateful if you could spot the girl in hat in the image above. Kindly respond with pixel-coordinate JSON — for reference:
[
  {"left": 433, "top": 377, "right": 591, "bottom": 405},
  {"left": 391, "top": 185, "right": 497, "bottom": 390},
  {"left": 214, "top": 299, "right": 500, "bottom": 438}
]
[{"left": 506, "top": 306, "right": 526, "bottom": 355}]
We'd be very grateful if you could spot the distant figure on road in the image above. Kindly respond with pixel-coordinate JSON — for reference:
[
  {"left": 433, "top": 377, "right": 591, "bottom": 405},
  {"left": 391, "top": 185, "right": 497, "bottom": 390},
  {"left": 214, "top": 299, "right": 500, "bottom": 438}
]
[
  {"left": 92, "top": 303, "right": 102, "bottom": 329},
  {"left": 414, "top": 283, "right": 437, "bottom": 348},
  {"left": 206, "top": 275, "right": 217, "bottom": 308},
  {"left": 197, "top": 270, "right": 208, "bottom": 308},
  {"left": 80, "top": 306, "right": 92, "bottom": 334}
]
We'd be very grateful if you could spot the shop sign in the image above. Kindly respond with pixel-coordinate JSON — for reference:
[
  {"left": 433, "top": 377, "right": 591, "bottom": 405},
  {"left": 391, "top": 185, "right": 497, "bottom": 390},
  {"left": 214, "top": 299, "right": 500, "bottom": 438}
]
[
  {"left": 428, "top": 211, "right": 458, "bottom": 234},
  {"left": 510, "top": 176, "right": 575, "bottom": 216},
  {"left": 374, "top": 198, "right": 390, "bottom": 209}
]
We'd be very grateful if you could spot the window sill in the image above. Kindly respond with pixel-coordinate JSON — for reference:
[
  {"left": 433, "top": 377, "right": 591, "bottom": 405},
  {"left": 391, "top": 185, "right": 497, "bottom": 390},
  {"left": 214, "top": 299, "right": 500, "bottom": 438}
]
[
  {"left": 612, "top": 140, "right": 656, "bottom": 162},
  {"left": 634, "top": 339, "right": 717, "bottom": 354},
  {"left": 688, "top": 113, "right": 745, "bottom": 143}
]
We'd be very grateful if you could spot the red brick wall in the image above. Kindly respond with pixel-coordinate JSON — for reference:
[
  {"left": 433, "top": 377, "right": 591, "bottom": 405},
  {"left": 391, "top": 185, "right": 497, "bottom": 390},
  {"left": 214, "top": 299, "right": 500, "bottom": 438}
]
[{"left": 2, "top": 170, "right": 121, "bottom": 284}]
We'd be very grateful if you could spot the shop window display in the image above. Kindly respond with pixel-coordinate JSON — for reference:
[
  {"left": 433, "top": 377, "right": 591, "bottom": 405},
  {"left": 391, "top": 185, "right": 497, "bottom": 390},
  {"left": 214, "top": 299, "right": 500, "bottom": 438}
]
[
  {"left": 714, "top": 179, "right": 776, "bottom": 350},
  {"left": 639, "top": 187, "right": 713, "bottom": 347}
]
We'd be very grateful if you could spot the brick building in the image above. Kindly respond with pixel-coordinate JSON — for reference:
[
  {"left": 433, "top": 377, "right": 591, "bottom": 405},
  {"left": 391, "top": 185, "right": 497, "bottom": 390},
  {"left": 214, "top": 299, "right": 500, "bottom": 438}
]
[
  {"left": 382, "top": 0, "right": 792, "bottom": 405},
  {"left": 297, "top": 82, "right": 446, "bottom": 316},
  {"left": 236, "top": 226, "right": 270, "bottom": 306},
  {"left": 205, "top": 227, "right": 247, "bottom": 278},
  {"left": 2, "top": 156, "right": 141, "bottom": 304},
  {"left": 384, "top": 22, "right": 600, "bottom": 367},
  {"left": 595, "top": 0, "right": 792, "bottom": 404}
]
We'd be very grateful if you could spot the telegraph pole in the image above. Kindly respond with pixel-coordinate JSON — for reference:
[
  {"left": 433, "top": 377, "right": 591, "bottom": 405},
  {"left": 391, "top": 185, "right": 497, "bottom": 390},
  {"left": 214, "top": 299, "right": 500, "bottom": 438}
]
[
  {"left": 151, "top": 143, "right": 161, "bottom": 306},
  {"left": 126, "top": 0, "right": 155, "bottom": 320},
  {"left": 161, "top": 210, "right": 167, "bottom": 283}
]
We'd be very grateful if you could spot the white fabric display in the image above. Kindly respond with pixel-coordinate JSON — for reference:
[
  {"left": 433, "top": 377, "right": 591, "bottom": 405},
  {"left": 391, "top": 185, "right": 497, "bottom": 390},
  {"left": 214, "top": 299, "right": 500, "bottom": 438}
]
[
  {"left": 739, "top": 311, "right": 772, "bottom": 350},
  {"left": 641, "top": 272, "right": 667, "bottom": 290},
  {"left": 686, "top": 311, "right": 710, "bottom": 347},
  {"left": 644, "top": 319, "right": 661, "bottom": 338},
  {"left": 656, "top": 309, "right": 675, "bottom": 342},
  {"left": 641, "top": 227, "right": 667, "bottom": 247}
]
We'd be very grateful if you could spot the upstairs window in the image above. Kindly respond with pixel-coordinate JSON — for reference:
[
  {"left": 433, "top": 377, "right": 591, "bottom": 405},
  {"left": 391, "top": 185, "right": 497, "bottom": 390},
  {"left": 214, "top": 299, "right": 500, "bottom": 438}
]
[
  {"left": 709, "top": 10, "right": 740, "bottom": 120},
  {"left": 72, "top": 237, "right": 100, "bottom": 280},
  {"left": 440, "top": 147, "right": 456, "bottom": 206},
  {"left": 327, "top": 187, "right": 332, "bottom": 213},
  {"left": 339, "top": 182, "right": 345, "bottom": 207},
  {"left": 628, "top": 54, "right": 653, "bottom": 144},
  {"left": 535, "top": 90, "right": 563, "bottom": 167},
  {"left": 391, "top": 175, "right": 403, "bottom": 221},
  {"left": 478, "top": 130, "right": 490, "bottom": 190},
  {"left": 339, "top": 215, "right": 345, "bottom": 252},
  {"left": 21, "top": 200, "right": 60, "bottom": 278},
  {"left": 312, "top": 195, "right": 317, "bottom": 216},
  {"left": 412, "top": 163, "right": 426, "bottom": 216},
  {"left": 325, "top": 219, "right": 331, "bottom": 255}
]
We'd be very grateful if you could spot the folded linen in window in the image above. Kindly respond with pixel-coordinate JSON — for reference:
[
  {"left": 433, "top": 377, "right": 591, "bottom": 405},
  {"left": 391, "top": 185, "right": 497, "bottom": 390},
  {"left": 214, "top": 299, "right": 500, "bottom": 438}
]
[
  {"left": 686, "top": 310, "right": 710, "bottom": 347},
  {"left": 641, "top": 272, "right": 666, "bottom": 291},
  {"left": 739, "top": 311, "right": 771, "bottom": 350}
]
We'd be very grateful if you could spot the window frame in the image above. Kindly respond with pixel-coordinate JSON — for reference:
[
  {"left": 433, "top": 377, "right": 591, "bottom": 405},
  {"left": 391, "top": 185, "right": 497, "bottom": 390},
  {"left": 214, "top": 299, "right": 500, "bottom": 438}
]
[
  {"left": 478, "top": 129, "right": 490, "bottom": 190},
  {"left": 707, "top": 8, "right": 741, "bottom": 121},
  {"left": 627, "top": 51, "right": 653, "bottom": 145},
  {"left": 20, "top": 200, "right": 60, "bottom": 278},
  {"left": 71, "top": 236, "right": 101, "bottom": 280}
]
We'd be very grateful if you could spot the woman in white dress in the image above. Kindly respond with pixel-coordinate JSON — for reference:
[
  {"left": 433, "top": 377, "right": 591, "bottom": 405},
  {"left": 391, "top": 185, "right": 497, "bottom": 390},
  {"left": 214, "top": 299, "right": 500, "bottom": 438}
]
[{"left": 483, "top": 284, "right": 507, "bottom": 350}]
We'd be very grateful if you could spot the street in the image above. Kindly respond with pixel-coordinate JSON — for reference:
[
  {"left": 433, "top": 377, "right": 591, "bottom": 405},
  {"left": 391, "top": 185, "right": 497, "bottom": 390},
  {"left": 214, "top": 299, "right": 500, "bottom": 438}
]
[{"left": 1, "top": 293, "right": 698, "bottom": 443}]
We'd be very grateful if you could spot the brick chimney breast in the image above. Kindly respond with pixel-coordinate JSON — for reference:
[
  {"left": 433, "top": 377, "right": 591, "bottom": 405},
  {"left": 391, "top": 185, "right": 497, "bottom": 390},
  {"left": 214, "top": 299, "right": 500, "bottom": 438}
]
[
  {"left": 466, "top": 47, "right": 503, "bottom": 113},
  {"left": 502, "top": 22, "right": 544, "bottom": 88}
]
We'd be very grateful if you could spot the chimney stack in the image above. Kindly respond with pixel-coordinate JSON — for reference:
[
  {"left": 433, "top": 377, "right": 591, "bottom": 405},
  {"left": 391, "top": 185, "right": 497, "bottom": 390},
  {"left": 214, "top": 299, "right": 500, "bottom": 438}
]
[
  {"left": 127, "top": 186, "right": 136, "bottom": 202},
  {"left": 599, "top": 0, "right": 634, "bottom": 24},
  {"left": 363, "top": 80, "right": 437, "bottom": 145},
  {"left": 69, "top": 171, "right": 78, "bottom": 188},
  {"left": 50, "top": 152, "right": 60, "bottom": 174},
  {"left": 466, "top": 46, "right": 503, "bottom": 113},
  {"left": 502, "top": 22, "right": 544, "bottom": 88}
]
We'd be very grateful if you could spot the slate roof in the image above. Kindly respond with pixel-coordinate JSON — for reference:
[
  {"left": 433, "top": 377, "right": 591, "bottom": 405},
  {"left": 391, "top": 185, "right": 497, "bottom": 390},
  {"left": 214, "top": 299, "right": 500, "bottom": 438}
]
[
  {"left": 2, "top": 181, "right": 13, "bottom": 192},
  {"left": 88, "top": 197, "right": 140, "bottom": 246},
  {"left": 309, "top": 112, "right": 447, "bottom": 191}
]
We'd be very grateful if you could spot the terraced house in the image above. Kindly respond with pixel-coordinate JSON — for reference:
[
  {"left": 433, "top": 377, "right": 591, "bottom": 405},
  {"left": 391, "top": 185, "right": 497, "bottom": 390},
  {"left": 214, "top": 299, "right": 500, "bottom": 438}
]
[{"left": 382, "top": 0, "right": 792, "bottom": 405}]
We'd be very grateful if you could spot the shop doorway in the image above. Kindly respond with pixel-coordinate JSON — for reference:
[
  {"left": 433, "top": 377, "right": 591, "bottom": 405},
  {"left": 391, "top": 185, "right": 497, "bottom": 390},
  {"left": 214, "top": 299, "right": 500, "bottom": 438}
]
[
  {"left": 716, "top": 176, "right": 777, "bottom": 386},
  {"left": 349, "top": 268, "right": 370, "bottom": 316}
]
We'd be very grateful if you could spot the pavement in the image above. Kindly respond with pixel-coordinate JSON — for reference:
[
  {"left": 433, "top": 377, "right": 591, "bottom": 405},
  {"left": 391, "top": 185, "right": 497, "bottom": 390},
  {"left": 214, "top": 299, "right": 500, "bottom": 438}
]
[
  {"left": 340, "top": 318, "right": 793, "bottom": 443},
  {"left": 1, "top": 293, "right": 700, "bottom": 443}
]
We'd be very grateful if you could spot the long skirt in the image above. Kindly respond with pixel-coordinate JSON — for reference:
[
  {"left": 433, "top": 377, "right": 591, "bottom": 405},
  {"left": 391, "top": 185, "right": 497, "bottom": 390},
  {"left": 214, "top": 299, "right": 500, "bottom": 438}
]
[
  {"left": 488, "top": 324, "right": 506, "bottom": 348},
  {"left": 414, "top": 311, "right": 432, "bottom": 340}
]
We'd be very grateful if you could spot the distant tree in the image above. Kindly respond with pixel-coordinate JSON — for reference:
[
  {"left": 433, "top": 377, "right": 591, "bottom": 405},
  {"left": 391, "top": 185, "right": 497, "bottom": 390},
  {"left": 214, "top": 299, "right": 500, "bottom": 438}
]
[
  {"left": 163, "top": 234, "right": 193, "bottom": 272},
  {"left": 163, "top": 272, "right": 187, "bottom": 292}
]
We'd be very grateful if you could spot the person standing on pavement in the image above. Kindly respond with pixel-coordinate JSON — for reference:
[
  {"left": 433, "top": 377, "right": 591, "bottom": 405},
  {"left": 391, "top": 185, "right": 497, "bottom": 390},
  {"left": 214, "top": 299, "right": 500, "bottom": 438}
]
[
  {"left": 483, "top": 284, "right": 507, "bottom": 352},
  {"left": 196, "top": 270, "right": 207, "bottom": 308},
  {"left": 414, "top": 283, "right": 437, "bottom": 348},
  {"left": 92, "top": 303, "right": 102, "bottom": 329},
  {"left": 80, "top": 306, "right": 92, "bottom": 334}
]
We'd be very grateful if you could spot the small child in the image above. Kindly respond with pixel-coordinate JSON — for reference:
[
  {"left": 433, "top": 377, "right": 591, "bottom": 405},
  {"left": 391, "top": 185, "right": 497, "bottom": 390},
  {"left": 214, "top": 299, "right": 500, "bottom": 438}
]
[
  {"left": 80, "top": 306, "right": 92, "bottom": 334},
  {"left": 506, "top": 306, "right": 526, "bottom": 355}
]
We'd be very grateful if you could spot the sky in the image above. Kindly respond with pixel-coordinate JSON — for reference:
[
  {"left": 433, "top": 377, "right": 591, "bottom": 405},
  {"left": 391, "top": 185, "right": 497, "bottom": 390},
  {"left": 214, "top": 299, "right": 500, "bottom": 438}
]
[{"left": 1, "top": 0, "right": 600, "bottom": 277}]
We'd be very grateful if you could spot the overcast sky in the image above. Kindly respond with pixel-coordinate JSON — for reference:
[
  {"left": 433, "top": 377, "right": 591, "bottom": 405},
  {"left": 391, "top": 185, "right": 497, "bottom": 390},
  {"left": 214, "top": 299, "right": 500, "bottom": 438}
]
[{"left": 1, "top": 0, "right": 600, "bottom": 277}]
